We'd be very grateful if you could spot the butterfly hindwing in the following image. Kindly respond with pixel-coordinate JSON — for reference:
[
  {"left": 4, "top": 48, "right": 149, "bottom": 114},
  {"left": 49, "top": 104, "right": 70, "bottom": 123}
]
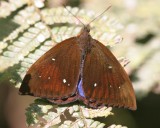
[
  {"left": 19, "top": 37, "right": 81, "bottom": 104},
  {"left": 82, "top": 39, "right": 136, "bottom": 110}
]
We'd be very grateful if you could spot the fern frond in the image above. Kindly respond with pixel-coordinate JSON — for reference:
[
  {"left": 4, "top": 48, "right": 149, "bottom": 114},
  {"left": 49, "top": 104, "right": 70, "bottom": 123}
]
[
  {"left": 0, "top": 0, "right": 27, "bottom": 18},
  {"left": 0, "top": 22, "right": 50, "bottom": 72},
  {"left": 13, "top": 6, "right": 41, "bottom": 25},
  {"left": 133, "top": 38, "right": 160, "bottom": 97},
  {"left": 108, "top": 124, "right": 128, "bottom": 128},
  {"left": 25, "top": 99, "right": 112, "bottom": 128}
]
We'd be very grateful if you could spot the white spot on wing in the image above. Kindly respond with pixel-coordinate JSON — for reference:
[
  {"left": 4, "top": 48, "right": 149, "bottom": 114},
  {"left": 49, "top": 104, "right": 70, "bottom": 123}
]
[
  {"left": 63, "top": 79, "right": 66, "bottom": 83},
  {"left": 39, "top": 75, "right": 41, "bottom": 78},
  {"left": 110, "top": 85, "right": 112, "bottom": 88},
  {"left": 108, "top": 65, "right": 112, "bottom": 69},
  {"left": 48, "top": 77, "right": 51, "bottom": 79},
  {"left": 94, "top": 83, "right": 97, "bottom": 87},
  {"left": 68, "top": 84, "right": 70, "bottom": 86},
  {"left": 119, "top": 86, "right": 121, "bottom": 89},
  {"left": 52, "top": 58, "right": 55, "bottom": 61}
]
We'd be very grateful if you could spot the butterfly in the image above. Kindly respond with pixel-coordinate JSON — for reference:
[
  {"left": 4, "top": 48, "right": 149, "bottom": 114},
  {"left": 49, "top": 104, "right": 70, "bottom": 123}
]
[
  {"left": 19, "top": 6, "right": 136, "bottom": 110},
  {"left": 19, "top": 24, "right": 136, "bottom": 110}
]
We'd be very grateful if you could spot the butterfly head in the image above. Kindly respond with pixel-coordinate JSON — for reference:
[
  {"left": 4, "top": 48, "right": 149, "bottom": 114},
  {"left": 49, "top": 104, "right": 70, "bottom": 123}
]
[
  {"left": 83, "top": 25, "right": 90, "bottom": 33},
  {"left": 77, "top": 25, "right": 94, "bottom": 53},
  {"left": 78, "top": 25, "right": 91, "bottom": 37}
]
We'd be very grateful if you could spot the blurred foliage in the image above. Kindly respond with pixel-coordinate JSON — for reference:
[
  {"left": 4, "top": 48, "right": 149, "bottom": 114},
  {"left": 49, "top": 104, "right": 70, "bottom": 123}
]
[{"left": 112, "top": 0, "right": 160, "bottom": 98}]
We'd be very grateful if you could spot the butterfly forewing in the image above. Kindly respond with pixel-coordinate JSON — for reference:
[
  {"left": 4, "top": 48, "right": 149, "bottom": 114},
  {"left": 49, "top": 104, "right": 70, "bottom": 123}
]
[
  {"left": 82, "top": 39, "right": 136, "bottom": 110},
  {"left": 19, "top": 37, "right": 81, "bottom": 103}
]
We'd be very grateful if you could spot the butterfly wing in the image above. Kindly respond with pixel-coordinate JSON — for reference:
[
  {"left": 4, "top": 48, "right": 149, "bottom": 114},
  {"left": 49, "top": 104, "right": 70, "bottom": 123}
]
[
  {"left": 19, "top": 37, "right": 81, "bottom": 104},
  {"left": 81, "top": 39, "right": 136, "bottom": 110}
]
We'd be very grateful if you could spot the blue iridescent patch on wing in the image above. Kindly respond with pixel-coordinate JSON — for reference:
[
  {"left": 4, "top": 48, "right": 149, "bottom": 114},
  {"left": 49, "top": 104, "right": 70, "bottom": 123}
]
[{"left": 78, "top": 79, "right": 85, "bottom": 97}]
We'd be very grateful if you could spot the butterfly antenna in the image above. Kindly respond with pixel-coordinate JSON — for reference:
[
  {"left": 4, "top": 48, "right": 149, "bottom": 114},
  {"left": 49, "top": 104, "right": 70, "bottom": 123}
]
[
  {"left": 87, "top": 5, "right": 111, "bottom": 25},
  {"left": 62, "top": 5, "right": 85, "bottom": 27}
]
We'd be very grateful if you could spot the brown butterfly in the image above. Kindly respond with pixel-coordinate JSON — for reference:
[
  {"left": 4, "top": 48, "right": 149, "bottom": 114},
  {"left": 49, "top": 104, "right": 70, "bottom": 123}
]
[{"left": 19, "top": 7, "right": 136, "bottom": 110}]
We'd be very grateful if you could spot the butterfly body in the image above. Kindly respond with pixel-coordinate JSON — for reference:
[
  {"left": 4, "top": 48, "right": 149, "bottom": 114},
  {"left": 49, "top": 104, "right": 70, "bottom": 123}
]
[{"left": 19, "top": 26, "right": 136, "bottom": 110}]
